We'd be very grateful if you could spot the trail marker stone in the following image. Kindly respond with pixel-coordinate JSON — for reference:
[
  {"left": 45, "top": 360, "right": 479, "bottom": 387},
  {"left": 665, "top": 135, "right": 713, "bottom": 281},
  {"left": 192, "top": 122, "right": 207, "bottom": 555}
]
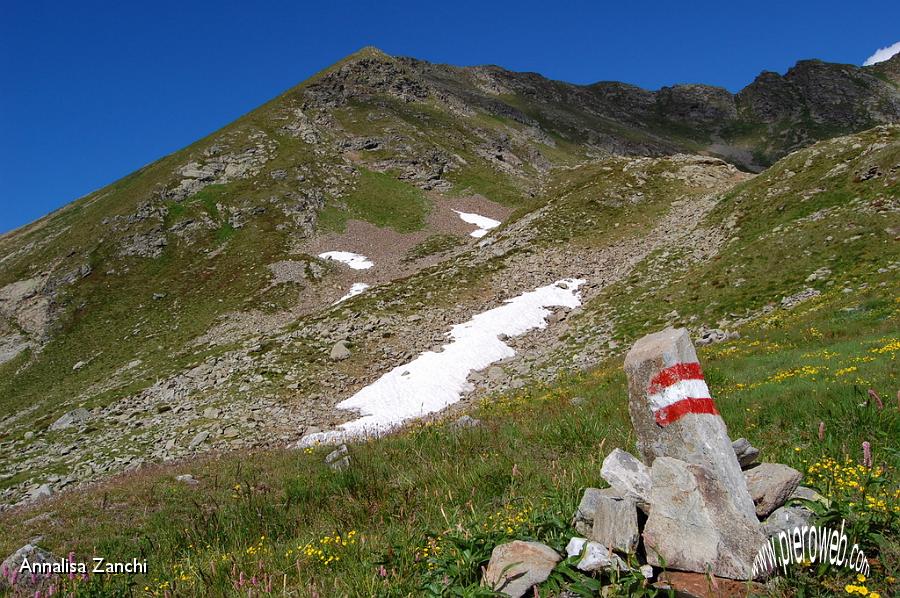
[{"left": 623, "top": 327, "right": 757, "bottom": 519}]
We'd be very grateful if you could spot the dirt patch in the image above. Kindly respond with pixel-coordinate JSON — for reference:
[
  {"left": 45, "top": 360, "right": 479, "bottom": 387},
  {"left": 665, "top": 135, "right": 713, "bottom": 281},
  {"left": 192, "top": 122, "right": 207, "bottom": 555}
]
[{"left": 296, "top": 193, "right": 512, "bottom": 304}]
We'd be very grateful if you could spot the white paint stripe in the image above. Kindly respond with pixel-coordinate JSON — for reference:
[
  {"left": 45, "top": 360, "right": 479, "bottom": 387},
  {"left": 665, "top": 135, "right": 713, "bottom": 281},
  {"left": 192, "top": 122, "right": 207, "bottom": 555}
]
[{"left": 647, "top": 378, "right": 711, "bottom": 411}]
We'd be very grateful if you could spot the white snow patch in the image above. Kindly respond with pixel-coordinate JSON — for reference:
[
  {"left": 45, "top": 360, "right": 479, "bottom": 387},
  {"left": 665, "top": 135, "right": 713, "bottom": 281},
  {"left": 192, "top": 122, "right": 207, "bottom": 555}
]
[
  {"left": 334, "top": 283, "right": 370, "bottom": 304},
  {"left": 863, "top": 41, "right": 900, "bottom": 66},
  {"left": 299, "top": 278, "right": 585, "bottom": 446},
  {"left": 452, "top": 210, "right": 501, "bottom": 238},
  {"left": 318, "top": 251, "right": 373, "bottom": 270}
]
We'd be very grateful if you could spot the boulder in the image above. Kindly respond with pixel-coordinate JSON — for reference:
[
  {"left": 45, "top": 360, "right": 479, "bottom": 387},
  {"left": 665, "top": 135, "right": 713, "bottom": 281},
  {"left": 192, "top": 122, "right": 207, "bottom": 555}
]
[
  {"left": 600, "top": 448, "right": 651, "bottom": 505},
  {"left": 483, "top": 540, "right": 561, "bottom": 598},
  {"left": 654, "top": 571, "right": 765, "bottom": 598},
  {"left": 175, "top": 474, "right": 199, "bottom": 486},
  {"left": 29, "top": 484, "right": 53, "bottom": 501},
  {"left": 329, "top": 340, "right": 351, "bottom": 361},
  {"left": 790, "top": 485, "right": 830, "bottom": 507},
  {"left": 624, "top": 328, "right": 757, "bottom": 520},
  {"left": 49, "top": 408, "right": 90, "bottom": 430},
  {"left": 762, "top": 506, "right": 811, "bottom": 538},
  {"left": 188, "top": 430, "right": 209, "bottom": 449},
  {"left": 731, "top": 438, "right": 760, "bottom": 469},
  {"left": 565, "top": 538, "right": 627, "bottom": 573},
  {"left": 0, "top": 543, "right": 58, "bottom": 591},
  {"left": 743, "top": 463, "right": 802, "bottom": 518},
  {"left": 325, "top": 444, "right": 350, "bottom": 471},
  {"left": 572, "top": 487, "right": 619, "bottom": 537},
  {"left": 590, "top": 493, "right": 640, "bottom": 554},
  {"left": 642, "top": 457, "right": 764, "bottom": 580}
]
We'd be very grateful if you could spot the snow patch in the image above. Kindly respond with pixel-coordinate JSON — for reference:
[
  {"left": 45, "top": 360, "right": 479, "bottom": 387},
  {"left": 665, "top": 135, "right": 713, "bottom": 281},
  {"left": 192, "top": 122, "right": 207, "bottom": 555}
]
[
  {"left": 299, "top": 278, "right": 585, "bottom": 446},
  {"left": 452, "top": 210, "right": 501, "bottom": 238},
  {"left": 318, "top": 251, "right": 373, "bottom": 270},
  {"left": 334, "top": 283, "right": 370, "bottom": 304}
]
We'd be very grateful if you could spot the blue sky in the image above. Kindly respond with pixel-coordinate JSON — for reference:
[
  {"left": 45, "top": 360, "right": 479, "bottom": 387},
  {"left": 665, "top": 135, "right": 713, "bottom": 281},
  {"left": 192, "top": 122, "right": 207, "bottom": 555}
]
[{"left": 1, "top": 1, "right": 898, "bottom": 234}]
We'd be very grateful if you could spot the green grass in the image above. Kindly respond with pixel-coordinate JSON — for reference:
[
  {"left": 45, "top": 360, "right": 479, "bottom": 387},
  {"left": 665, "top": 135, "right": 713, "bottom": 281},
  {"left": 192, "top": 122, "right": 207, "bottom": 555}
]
[
  {"left": 318, "top": 169, "right": 430, "bottom": 233},
  {"left": 402, "top": 234, "right": 465, "bottom": 262},
  {"left": 1, "top": 277, "right": 897, "bottom": 597}
]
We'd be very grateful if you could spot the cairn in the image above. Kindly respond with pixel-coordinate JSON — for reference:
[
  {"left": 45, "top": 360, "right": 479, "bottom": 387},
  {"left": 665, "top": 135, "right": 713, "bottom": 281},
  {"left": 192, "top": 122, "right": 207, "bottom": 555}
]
[{"left": 484, "top": 327, "right": 815, "bottom": 597}]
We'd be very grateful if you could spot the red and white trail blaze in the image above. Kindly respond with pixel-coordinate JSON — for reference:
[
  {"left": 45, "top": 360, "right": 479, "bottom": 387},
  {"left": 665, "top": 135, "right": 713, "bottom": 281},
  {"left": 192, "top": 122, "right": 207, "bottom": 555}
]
[{"left": 647, "top": 362, "right": 719, "bottom": 426}]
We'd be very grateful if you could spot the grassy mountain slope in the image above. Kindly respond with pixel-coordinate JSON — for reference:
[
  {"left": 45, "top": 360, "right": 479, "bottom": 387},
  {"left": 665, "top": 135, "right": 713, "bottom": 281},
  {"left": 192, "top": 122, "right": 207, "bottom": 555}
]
[
  {"left": 0, "top": 47, "right": 899, "bottom": 596},
  {"left": 0, "top": 45, "right": 897, "bottom": 504},
  {"left": 0, "top": 127, "right": 897, "bottom": 597}
]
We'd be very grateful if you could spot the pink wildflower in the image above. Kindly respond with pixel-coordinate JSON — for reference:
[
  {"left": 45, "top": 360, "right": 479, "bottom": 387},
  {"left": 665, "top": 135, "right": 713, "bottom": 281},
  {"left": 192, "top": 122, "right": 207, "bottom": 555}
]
[{"left": 868, "top": 389, "right": 883, "bottom": 409}]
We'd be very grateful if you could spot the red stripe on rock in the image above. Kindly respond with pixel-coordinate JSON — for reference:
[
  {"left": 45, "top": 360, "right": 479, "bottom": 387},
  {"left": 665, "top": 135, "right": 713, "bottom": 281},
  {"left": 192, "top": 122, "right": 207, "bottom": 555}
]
[
  {"left": 654, "top": 397, "right": 719, "bottom": 426},
  {"left": 648, "top": 362, "right": 705, "bottom": 395}
]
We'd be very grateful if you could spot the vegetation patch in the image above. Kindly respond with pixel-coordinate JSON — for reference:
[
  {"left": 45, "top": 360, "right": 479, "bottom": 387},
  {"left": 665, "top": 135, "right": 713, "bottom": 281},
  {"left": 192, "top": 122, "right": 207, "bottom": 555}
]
[{"left": 319, "top": 169, "right": 430, "bottom": 233}]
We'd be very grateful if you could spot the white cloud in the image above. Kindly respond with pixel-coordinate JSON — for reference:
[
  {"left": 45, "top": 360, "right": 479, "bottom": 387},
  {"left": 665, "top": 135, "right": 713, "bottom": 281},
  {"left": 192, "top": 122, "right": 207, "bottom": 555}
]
[{"left": 863, "top": 41, "right": 900, "bottom": 66}]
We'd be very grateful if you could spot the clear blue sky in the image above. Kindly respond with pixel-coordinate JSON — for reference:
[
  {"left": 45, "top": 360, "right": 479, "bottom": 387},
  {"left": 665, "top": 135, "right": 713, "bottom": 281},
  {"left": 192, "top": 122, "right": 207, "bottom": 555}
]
[{"left": 2, "top": 0, "right": 898, "bottom": 234}]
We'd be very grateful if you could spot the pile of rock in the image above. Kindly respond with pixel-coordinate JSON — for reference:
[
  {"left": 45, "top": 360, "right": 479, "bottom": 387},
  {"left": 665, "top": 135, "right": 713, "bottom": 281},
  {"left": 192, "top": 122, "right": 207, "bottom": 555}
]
[{"left": 483, "top": 328, "right": 818, "bottom": 597}]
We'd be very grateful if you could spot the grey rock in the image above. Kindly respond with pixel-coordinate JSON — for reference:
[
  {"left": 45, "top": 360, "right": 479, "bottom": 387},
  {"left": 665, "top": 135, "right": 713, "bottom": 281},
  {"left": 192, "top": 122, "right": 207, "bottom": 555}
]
[
  {"left": 0, "top": 544, "right": 58, "bottom": 590},
  {"left": 329, "top": 340, "right": 351, "bottom": 361},
  {"left": 762, "top": 506, "right": 811, "bottom": 538},
  {"left": 49, "top": 408, "right": 90, "bottom": 430},
  {"left": 203, "top": 407, "right": 221, "bottom": 419},
  {"left": 781, "top": 287, "right": 820, "bottom": 309},
  {"left": 30, "top": 484, "right": 53, "bottom": 501},
  {"left": 744, "top": 463, "right": 803, "bottom": 518},
  {"left": 642, "top": 457, "right": 764, "bottom": 580},
  {"left": 325, "top": 444, "right": 350, "bottom": 470},
  {"left": 176, "top": 474, "right": 198, "bottom": 485},
  {"left": 483, "top": 540, "right": 561, "bottom": 597},
  {"left": 696, "top": 328, "right": 729, "bottom": 346},
  {"left": 486, "top": 366, "right": 504, "bottom": 381},
  {"left": 790, "top": 485, "right": 830, "bottom": 507},
  {"left": 452, "top": 415, "right": 482, "bottom": 429},
  {"left": 188, "top": 430, "right": 209, "bottom": 449},
  {"left": 732, "top": 438, "right": 761, "bottom": 469},
  {"left": 600, "top": 448, "right": 652, "bottom": 505},
  {"left": 572, "top": 487, "right": 619, "bottom": 537},
  {"left": 565, "top": 538, "right": 627, "bottom": 573},
  {"left": 624, "top": 328, "right": 757, "bottom": 521},
  {"left": 590, "top": 492, "right": 640, "bottom": 554}
]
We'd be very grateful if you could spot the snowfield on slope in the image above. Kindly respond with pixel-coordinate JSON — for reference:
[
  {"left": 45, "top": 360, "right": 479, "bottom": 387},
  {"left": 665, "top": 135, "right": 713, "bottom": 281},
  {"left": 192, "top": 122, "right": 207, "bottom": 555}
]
[
  {"left": 452, "top": 210, "right": 501, "bottom": 238},
  {"left": 318, "top": 251, "right": 374, "bottom": 270},
  {"left": 299, "top": 278, "right": 585, "bottom": 446},
  {"left": 334, "top": 282, "right": 370, "bottom": 304}
]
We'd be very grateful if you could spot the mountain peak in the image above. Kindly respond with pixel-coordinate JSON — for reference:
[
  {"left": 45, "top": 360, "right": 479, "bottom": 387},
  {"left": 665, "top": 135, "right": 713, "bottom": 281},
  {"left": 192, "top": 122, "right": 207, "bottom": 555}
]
[{"left": 352, "top": 45, "right": 390, "bottom": 59}]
